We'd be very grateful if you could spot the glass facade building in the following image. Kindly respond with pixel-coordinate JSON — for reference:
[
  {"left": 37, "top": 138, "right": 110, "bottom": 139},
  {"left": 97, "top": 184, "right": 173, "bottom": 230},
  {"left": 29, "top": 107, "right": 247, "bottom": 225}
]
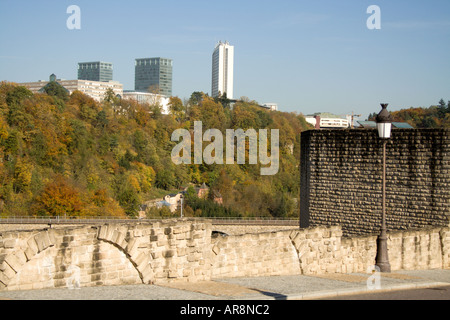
[
  {"left": 78, "top": 61, "right": 113, "bottom": 82},
  {"left": 135, "top": 58, "right": 173, "bottom": 97}
]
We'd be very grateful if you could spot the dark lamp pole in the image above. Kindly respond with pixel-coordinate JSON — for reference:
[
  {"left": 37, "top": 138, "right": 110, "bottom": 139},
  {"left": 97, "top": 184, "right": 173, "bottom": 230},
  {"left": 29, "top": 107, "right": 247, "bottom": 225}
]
[
  {"left": 180, "top": 195, "right": 184, "bottom": 218},
  {"left": 375, "top": 103, "right": 392, "bottom": 272}
]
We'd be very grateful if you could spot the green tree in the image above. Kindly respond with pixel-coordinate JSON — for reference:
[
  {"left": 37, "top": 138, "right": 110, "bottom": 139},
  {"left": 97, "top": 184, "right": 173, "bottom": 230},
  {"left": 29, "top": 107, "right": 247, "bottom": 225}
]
[
  {"left": 42, "top": 81, "right": 69, "bottom": 102},
  {"left": 103, "top": 88, "right": 120, "bottom": 106},
  {"left": 155, "top": 169, "right": 176, "bottom": 190},
  {"left": 114, "top": 174, "right": 141, "bottom": 217},
  {"left": 188, "top": 91, "right": 205, "bottom": 106},
  {"left": 168, "top": 96, "right": 185, "bottom": 121},
  {"left": 5, "top": 86, "right": 33, "bottom": 106},
  {"left": 438, "top": 99, "right": 447, "bottom": 118}
]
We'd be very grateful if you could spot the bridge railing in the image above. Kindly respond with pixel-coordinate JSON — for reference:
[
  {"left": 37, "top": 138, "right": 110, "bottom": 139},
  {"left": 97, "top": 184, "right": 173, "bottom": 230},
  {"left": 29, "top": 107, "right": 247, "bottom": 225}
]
[
  {"left": 0, "top": 216, "right": 299, "bottom": 226},
  {"left": 206, "top": 217, "right": 299, "bottom": 226},
  {"left": 0, "top": 216, "right": 132, "bottom": 225}
]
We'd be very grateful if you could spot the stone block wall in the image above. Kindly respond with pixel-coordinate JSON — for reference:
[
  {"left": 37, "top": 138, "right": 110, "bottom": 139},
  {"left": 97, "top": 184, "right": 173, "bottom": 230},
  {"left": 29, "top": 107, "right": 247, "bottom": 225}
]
[
  {"left": 1, "top": 220, "right": 449, "bottom": 291},
  {"left": 0, "top": 219, "right": 212, "bottom": 291},
  {"left": 289, "top": 226, "right": 343, "bottom": 274},
  {"left": 211, "top": 231, "right": 300, "bottom": 278},
  {"left": 96, "top": 220, "right": 212, "bottom": 284},
  {"left": 300, "top": 129, "right": 450, "bottom": 236},
  {"left": 0, "top": 227, "right": 141, "bottom": 291},
  {"left": 387, "top": 228, "right": 446, "bottom": 270}
]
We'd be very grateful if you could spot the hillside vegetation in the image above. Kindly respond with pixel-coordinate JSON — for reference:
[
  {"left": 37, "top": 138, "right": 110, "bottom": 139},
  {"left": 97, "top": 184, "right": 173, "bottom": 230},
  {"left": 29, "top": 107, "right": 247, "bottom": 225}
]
[
  {"left": 0, "top": 82, "right": 311, "bottom": 219},
  {"left": 368, "top": 99, "right": 450, "bottom": 128}
]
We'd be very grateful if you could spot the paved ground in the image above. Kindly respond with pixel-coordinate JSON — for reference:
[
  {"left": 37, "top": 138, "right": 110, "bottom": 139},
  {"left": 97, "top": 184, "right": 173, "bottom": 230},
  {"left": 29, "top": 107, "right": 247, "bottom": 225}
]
[
  {"left": 0, "top": 269, "right": 449, "bottom": 300},
  {"left": 319, "top": 285, "right": 450, "bottom": 300}
]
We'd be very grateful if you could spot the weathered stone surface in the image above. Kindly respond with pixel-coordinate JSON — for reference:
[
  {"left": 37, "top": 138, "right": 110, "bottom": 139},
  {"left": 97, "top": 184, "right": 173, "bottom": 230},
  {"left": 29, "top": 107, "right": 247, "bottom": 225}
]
[
  {"left": 0, "top": 218, "right": 449, "bottom": 291},
  {"left": 300, "top": 129, "right": 450, "bottom": 236},
  {"left": 34, "top": 231, "right": 52, "bottom": 252}
]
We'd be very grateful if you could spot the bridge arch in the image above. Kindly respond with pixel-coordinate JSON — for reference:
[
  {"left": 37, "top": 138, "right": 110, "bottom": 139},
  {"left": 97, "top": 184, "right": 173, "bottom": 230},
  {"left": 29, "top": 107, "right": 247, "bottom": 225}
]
[
  {"left": 0, "top": 229, "right": 56, "bottom": 289},
  {"left": 0, "top": 226, "right": 144, "bottom": 290},
  {"left": 96, "top": 224, "right": 154, "bottom": 284}
]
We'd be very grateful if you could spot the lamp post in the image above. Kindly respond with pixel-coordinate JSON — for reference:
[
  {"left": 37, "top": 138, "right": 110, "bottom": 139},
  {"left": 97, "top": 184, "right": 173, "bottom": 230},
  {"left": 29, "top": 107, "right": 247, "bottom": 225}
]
[
  {"left": 180, "top": 195, "right": 184, "bottom": 218},
  {"left": 375, "top": 103, "right": 392, "bottom": 272}
]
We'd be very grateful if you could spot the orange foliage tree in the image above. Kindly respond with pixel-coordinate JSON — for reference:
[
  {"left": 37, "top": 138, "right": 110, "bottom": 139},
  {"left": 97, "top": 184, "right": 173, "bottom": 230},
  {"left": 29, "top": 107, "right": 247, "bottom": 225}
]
[{"left": 32, "top": 175, "right": 85, "bottom": 217}]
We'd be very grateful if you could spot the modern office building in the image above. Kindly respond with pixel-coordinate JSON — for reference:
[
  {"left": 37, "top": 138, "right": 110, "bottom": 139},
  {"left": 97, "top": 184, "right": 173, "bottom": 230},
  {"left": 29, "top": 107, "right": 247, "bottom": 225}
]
[
  {"left": 78, "top": 61, "right": 113, "bottom": 82},
  {"left": 21, "top": 74, "right": 123, "bottom": 102},
  {"left": 135, "top": 58, "right": 173, "bottom": 97},
  {"left": 211, "top": 41, "right": 234, "bottom": 99}
]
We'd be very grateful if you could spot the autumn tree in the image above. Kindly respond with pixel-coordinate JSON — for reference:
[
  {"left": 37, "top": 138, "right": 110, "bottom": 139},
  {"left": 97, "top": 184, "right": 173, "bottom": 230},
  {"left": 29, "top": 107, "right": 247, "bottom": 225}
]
[
  {"left": 32, "top": 175, "right": 85, "bottom": 217},
  {"left": 168, "top": 96, "right": 185, "bottom": 122},
  {"left": 189, "top": 96, "right": 228, "bottom": 131}
]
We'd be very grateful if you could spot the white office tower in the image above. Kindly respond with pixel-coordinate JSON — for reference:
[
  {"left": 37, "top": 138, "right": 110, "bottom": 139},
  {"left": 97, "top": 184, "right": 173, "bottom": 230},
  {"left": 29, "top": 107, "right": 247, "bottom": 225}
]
[{"left": 211, "top": 41, "right": 234, "bottom": 99}]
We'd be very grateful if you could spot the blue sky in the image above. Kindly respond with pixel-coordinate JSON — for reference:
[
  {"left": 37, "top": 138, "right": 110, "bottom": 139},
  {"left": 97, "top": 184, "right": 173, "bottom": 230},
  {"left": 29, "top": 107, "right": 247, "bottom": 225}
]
[{"left": 0, "top": 0, "right": 449, "bottom": 120}]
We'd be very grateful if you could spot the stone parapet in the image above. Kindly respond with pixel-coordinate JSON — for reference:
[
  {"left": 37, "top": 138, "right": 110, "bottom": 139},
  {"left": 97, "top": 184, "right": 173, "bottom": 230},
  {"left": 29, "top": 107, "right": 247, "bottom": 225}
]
[{"left": 1, "top": 221, "right": 449, "bottom": 291}]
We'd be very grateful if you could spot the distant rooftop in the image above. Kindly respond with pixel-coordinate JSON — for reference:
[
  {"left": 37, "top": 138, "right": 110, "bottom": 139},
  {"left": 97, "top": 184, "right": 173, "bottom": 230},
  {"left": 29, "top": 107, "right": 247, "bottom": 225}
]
[
  {"left": 357, "top": 121, "right": 414, "bottom": 129},
  {"left": 306, "top": 112, "right": 346, "bottom": 119}
]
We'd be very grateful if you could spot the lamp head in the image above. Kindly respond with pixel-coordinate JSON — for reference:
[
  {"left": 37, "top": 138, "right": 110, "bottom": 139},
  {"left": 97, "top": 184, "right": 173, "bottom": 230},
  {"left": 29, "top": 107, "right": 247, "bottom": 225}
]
[{"left": 376, "top": 103, "right": 392, "bottom": 139}]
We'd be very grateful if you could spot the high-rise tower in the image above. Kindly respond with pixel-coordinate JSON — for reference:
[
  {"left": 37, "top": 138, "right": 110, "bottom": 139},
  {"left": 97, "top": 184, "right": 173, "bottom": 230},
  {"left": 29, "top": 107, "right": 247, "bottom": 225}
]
[
  {"left": 78, "top": 61, "right": 113, "bottom": 82},
  {"left": 211, "top": 41, "right": 234, "bottom": 99},
  {"left": 135, "top": 57, "right": 173, "bottom": 96}
]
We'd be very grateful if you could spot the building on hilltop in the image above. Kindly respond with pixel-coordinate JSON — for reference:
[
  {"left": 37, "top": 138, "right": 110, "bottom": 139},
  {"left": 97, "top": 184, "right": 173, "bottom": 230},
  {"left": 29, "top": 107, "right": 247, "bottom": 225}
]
[
  {"left": 20, "top": 74, "right": 123, "bottom": 102},
  {"left": 212, "top": 41, "right": 234, "bottom": 99},
  {"left": 356, "top": 120, "right": 414, "bottom": 129},
  {"left": 122, "top": 90, "right": 170, "bottom": 114},
  {"left": 262, "top": 103, "right": 278, "bottom": 111},
  {"left": 135, "top": 57, "right": 173, "bottom": 97},
  {"left": 305, "top": 113, "right": 350, "bottom": 129},
  {"left": 78, "top": 61, "right": 113, "bottom": 82}
]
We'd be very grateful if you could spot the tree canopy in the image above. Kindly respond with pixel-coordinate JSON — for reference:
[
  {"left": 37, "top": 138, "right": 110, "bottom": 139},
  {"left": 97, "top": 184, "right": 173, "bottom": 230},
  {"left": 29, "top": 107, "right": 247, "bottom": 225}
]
[
  {"left": 0, "top": 81, "right": 309, "bottom": 219},
  {"left": 368, "top": 99, "right": 450, "bottom": 128}
]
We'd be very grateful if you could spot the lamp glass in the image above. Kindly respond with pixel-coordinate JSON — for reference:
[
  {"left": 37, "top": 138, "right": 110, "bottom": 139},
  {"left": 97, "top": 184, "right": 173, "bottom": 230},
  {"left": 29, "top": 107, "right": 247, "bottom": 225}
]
[{"left": 377, "top": 122, "right": 392, "bottom": 139}]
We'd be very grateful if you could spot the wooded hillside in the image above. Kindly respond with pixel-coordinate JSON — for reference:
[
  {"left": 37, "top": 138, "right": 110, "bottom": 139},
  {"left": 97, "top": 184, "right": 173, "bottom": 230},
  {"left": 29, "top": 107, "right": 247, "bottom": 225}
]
[
  {"left": 0, "top": 83, "right": 311, "bottom": 219},
  {"left": 368, "top": 99, "right": 450, "bottom": 128}
]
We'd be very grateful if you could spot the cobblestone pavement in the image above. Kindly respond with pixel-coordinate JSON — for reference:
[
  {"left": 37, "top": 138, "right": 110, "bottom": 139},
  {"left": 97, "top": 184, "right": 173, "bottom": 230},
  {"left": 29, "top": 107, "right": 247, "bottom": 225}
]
[{"left": 0, "top": 269, "right": 449, "bottom": 300}]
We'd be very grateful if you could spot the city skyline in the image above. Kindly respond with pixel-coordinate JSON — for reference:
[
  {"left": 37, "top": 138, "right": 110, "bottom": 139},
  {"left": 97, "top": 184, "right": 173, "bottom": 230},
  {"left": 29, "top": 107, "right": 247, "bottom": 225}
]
[{"left": 1, "top": 0, "right": 449, "bottom": 120}]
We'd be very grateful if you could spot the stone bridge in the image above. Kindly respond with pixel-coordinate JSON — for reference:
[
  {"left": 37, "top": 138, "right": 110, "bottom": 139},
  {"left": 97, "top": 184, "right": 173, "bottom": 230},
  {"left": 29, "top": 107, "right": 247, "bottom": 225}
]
[{"left": 1, "top": 219, "right": 449, "bottom": 291}]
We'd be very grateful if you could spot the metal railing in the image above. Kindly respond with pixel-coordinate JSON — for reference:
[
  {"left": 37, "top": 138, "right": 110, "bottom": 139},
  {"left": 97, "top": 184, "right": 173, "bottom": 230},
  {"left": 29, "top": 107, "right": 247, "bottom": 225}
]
[
  {"left": 0, "top": 216, "right": 134, "bottom": 225},
  {"left": 206, "top": 217, "right": 298, "bottom": 226},
  {"left": 0, "top": 216, "right": 299, "bottom": 226}
]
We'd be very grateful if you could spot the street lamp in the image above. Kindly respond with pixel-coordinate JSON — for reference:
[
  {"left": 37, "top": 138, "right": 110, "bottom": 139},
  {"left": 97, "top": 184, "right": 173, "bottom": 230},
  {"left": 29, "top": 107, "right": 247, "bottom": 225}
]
[
  {"left": 180, "top": 195, "right": 184, "bottom": 218},
  {"left": 375, "top": 103, "right": 392, "bottom": 272}
]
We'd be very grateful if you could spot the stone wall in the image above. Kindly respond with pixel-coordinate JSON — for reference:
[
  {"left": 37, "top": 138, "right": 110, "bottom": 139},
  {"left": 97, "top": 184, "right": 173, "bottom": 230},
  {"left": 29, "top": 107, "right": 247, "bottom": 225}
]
[
  {"left": 1, "top": 220, "right": 449, "bottom": 291},
  {"left": 0, "top": 219, "right": 212, "bottom": 291},
  {"left": 211, "top": 230, "right": 300, "bottom": 278},
  {"left": 0, "top": 226, "right": 141, "bottom": 291},
  {"left": 300, "top": 129, "right": 450, "bottom": 236}
]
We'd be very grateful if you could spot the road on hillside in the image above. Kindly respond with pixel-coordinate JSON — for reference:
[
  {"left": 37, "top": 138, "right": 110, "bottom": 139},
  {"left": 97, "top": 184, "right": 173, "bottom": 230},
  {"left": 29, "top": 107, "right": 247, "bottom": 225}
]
[{"left": 320, "top": 285, "right": 450, "bottom": 300}]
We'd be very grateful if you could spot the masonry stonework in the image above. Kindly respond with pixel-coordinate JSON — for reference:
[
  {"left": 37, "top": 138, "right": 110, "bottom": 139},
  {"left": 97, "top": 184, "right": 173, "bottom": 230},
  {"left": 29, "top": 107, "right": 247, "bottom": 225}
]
[
  {"left": 1, "top": 220, "right": 449, "bottom": 291},
  {"left": 300, "top": 129, "right": 450, "bottom": 236}
]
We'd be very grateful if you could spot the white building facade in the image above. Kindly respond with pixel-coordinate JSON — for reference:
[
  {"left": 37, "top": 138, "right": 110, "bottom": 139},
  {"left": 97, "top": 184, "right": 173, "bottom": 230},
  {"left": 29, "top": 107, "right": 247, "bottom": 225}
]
[
  {"left": 211, "top": 41, "right": 234, "bottom": 99},
  {"left": 21, "top": 75, "right": 123, "bottom": 102},
  {"left": 262, "top": 103, "right": 278, "bottom": 111},
  {"left": 122, "top": 90, "right": 170, "bottom": 114},
  {"left": 305, "top": 114, "right": 350, "bottom": 129}
]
